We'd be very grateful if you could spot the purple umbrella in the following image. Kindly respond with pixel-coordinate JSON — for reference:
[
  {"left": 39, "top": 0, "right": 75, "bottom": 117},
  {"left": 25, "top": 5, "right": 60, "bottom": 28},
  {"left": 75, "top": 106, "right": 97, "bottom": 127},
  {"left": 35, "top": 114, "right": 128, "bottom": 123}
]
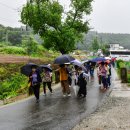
[{"left": 71, "top": 59, "right": 87, "bottom": 71}]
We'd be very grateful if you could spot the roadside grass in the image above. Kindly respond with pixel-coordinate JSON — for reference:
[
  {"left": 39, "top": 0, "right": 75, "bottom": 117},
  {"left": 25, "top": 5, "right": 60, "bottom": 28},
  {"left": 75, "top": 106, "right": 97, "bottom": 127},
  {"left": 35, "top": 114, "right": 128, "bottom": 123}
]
[{"left": 116, "top": 60, "right": 130, "bottom": 83}]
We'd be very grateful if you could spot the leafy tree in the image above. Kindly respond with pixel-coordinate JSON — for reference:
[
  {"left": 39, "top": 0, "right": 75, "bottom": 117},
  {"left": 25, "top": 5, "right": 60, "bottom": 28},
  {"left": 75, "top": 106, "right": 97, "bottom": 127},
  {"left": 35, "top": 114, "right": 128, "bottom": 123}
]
[
  {"left": 101, "top": 44, "right": 110, "bottom": 56},
  {"left": 8, "top": 32, "right": 22, "bottom": 45},
  {"left": 25, "top": 37, "right": 38, "bottom": 55},
  {"left": 92, "top": 37, "right": 100, "bottom": 51},
  {"left": 21, "top": 0, "right": 93, "bottom": 54}
]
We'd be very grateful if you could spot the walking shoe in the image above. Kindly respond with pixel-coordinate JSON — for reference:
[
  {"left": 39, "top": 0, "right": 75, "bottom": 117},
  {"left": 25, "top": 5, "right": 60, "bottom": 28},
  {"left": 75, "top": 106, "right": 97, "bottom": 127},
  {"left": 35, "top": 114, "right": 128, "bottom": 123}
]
[
  {"left": 36, "top": 99, "right": 40, "bottom": 103},
  {"left": 43, "top": 93, "right": 46, "bottom": 96},
  {"left": 67, "top": 94, "right": 71, "bottom": 97},
  {"left": 63, "top": 94, "right": 66, "bottom": 97}
]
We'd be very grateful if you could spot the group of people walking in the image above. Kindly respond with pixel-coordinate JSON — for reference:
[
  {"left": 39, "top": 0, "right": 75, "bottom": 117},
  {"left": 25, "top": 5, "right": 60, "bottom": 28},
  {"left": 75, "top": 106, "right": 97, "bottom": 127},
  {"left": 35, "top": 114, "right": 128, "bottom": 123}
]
[
  {"left": 29, "top": 66, "right": 53, "bottom": 102},
  {"left": 27, "top": 58, "right": 113, "bottom": 103},
  {"left": 28, "top": 63, "right": 89, "bottom": 102}
]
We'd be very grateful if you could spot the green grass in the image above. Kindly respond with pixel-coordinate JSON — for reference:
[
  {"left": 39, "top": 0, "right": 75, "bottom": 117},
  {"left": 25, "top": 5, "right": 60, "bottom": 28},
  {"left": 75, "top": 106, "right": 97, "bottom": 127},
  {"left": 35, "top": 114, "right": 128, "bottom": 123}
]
[
  {"left": 0, "top": 46, "right": 27, "bottom": 55},
  {"left": 0, "top": 64, "right": 28, "bottom": 100},
  {"left": 0, "top": 43, "right": 59, "bottom": 60},
  {"left": 116, "top": 60, "right": 130, "bottom": 83}
]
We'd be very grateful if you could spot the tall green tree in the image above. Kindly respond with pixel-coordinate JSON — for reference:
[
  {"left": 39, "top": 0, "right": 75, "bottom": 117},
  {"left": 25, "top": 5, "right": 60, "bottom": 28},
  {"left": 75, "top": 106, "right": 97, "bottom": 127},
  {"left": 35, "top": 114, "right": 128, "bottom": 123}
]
[
  {"left": 92, "top": 37, "right": 100, "bottom": 51},
  {"left": 21, "top": 0, "right": 93, "bottom": 54}
]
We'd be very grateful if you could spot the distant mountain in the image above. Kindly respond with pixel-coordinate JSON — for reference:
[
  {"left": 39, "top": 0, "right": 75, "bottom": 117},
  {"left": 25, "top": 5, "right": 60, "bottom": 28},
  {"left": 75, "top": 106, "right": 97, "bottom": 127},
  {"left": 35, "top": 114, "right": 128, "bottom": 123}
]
[{"left": 78, "top": 31, "right": 130, "bottom": 50}]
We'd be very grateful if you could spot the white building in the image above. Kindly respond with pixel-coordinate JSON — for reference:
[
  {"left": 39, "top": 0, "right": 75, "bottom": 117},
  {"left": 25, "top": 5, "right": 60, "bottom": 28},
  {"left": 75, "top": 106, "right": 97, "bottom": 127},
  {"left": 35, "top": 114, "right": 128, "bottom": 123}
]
[{"left": 109, "top": 43, "right": 130, "bottom": 61}]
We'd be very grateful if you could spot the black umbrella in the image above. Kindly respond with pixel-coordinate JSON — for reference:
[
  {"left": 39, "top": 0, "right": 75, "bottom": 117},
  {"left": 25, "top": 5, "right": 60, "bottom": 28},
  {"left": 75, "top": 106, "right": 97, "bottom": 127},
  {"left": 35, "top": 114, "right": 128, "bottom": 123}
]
[
  {"left": 20, "top": 63, "right": 38, "bottom": 76},
  {"left": 38, "top": 65, "right": 52, "bottom": 72},
  {"left": 54, "top": 55, "right": 75, "bottom": 64}
]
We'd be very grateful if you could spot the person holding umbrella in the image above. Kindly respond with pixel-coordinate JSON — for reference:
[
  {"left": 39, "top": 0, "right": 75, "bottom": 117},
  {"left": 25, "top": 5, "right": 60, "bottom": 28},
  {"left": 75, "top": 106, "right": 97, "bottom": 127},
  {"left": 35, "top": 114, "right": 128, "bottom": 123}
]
[
  {"left": 58, "top": 64, "right": 71, "bottom": 97},
  {"left": 42, "top": 67, "right": 53, "bottom": 96},
  {"left": 28, "top": 65, "right": 42, "bottom": 103},
  {"left": 21, "top": 63, "right": 42, "bottom": 103},
  {"left": 77, "top": 67, "right": 89, "bottom": 98},
  {"left": 54, "top": 55, "right": 75, "bottom": 97}
]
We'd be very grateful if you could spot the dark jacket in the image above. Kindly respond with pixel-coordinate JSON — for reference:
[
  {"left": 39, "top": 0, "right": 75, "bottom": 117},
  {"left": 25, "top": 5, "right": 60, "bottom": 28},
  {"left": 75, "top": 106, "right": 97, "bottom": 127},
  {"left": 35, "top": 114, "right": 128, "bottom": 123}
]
[{"left": 29, "top": 71, "right": 42, "bottom": 85}]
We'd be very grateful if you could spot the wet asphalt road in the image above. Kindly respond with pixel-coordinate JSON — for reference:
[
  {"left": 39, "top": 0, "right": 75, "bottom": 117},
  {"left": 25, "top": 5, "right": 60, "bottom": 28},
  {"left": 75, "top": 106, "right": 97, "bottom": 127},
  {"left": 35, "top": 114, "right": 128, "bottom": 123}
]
[{"left": 0, "top": 71, "right": 114, "bottom": 130}]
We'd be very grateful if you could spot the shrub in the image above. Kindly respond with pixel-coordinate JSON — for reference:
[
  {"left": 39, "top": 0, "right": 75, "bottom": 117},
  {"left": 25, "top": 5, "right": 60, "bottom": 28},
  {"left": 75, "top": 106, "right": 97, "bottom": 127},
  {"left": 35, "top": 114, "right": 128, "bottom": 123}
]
[
  {"left": 0, "top": 46, "right": 26, "bottom": 55},
  {"left": 0, "top": 73, "right": 27, "bottom": 99},
  {"left": 0, "top": 64, "right": 28, "bottom": 100},
  {"left": 116, "top": 60, "right": 124, "bottom": 69}
]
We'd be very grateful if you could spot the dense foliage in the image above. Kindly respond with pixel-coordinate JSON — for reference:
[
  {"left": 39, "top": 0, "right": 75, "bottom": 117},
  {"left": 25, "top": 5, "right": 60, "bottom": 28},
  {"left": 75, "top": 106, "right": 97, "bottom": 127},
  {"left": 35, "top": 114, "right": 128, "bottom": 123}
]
[
  {"left": 80, "top": 31, "right": 130, "bottom": 50},
  {"left": 21, "top": 0, "right": 93, "bottom": 54},
  {"left": 0, "top": 64, "right": 28, "bottom": 100}
]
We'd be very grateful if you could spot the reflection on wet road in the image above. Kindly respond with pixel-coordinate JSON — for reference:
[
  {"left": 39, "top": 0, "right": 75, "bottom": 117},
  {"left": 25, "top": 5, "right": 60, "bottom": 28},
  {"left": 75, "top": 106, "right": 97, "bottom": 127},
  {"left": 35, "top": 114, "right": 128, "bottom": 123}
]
[{"left": 0, "top": 72, "right": 113, "bottom": 130}]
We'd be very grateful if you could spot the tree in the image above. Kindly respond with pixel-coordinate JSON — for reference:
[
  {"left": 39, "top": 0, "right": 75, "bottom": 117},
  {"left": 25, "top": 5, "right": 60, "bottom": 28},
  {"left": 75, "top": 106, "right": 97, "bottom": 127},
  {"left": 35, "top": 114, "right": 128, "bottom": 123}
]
[
  {"left": 92, "top": 37, "right": 100, "bottom": 51},
  {"left": 25, "top": 37, "right": 38, "bottom": 55},
  {"left": 21, "top": 0, "right": 93, "bottom": 54},
  {"left": 8, "top": 31, "right": 22, "bottom": 45}
]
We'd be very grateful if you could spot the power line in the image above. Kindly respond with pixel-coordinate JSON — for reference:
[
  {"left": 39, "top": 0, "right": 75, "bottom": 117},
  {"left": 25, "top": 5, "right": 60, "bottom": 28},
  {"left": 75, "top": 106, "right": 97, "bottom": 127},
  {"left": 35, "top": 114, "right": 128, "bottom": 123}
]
[{"left": 0, "top": 2, "right": 18, "bottom": 12}]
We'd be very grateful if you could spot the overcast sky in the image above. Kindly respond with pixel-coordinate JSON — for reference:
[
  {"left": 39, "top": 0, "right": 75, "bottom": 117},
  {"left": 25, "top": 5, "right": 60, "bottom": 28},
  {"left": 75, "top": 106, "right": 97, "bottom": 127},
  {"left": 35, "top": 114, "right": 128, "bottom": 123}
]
[{"left": 0, "top": 0, "right": 130, "bottom": 34}]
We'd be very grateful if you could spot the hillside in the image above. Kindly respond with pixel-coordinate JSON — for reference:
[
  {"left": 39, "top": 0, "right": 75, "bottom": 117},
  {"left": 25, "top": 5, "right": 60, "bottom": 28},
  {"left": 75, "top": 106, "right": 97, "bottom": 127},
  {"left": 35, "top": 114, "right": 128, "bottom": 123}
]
[{"left": 78, "top": 31, "right": 130, "bottom": 50}]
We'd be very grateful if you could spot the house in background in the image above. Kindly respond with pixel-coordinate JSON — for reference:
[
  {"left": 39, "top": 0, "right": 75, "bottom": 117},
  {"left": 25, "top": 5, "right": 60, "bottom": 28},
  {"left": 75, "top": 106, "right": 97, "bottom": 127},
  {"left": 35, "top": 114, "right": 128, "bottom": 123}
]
[{"left": 109, "top": 43, "right": 130, "bottom": 61}]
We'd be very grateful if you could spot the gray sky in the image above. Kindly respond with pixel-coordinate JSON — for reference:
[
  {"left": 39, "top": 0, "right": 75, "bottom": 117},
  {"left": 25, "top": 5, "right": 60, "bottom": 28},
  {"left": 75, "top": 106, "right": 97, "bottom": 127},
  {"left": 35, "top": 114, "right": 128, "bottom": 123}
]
[{"left": 0, "top": 0, "right": 130, "bottom": 34}]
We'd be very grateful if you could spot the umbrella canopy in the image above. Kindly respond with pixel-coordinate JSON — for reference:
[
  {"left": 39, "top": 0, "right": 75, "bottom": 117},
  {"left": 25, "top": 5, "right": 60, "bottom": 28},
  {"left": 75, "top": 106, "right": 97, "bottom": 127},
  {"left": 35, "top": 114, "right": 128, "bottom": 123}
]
[
  {"left": 91, "top": 57, "right": 106, "bottom": 62},
  {"left": 82, "top": 59, "right": 89, "bottom": 64},
  {"left": 105, "top": 57, "right": 111, "bottom": 60},
  {"left": 71, "top": 59, "right": 87, "bottom": 71},
  {"left": 20, "top": 63, "right": 38, "bottom": 76},
  {"left": 54, "top": 54, "right": 75, "bottom": 64},
  {"left": 71, "top": 59, "right": 82, "bottom": 66},
  {"left": 38, "top": 65, "right": 52, "bottom": 72}
]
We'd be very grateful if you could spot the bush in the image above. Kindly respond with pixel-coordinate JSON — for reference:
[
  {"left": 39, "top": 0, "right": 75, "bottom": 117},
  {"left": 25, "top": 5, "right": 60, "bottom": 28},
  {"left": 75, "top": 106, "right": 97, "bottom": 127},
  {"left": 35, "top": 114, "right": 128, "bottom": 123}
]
[
  {"left": 0, "top": 64, "right": 28, "bottom": 100},
  {"left": 0, "top": 46, "right": 26, "bottom": 55},
  {"left": 116, "top": 60, "right": 124, "bottom": 69},
  {"left": 0, "top": 73, "right": 28, "bottom": 99}
]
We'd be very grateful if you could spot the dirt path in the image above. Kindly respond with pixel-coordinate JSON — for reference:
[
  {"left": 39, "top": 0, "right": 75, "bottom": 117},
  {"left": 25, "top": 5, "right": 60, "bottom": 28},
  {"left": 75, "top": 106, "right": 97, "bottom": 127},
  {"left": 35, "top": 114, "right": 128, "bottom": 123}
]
[{"left": 0, "top": 54, "right": 46, "bottom": 64}]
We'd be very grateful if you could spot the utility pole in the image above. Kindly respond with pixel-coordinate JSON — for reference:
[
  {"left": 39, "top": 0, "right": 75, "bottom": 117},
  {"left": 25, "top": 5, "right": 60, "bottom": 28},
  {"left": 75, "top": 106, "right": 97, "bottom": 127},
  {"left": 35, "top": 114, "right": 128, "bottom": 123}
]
[{"left": 5, "top": 30, "right": 8, "bottom": 43}]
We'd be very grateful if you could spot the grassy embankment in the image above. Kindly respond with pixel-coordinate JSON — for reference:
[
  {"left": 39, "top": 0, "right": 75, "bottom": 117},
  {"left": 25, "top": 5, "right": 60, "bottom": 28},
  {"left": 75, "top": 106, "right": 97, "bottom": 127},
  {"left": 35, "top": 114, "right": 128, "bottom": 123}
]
[
  {"left": 0, "top": 43, "right": 89, "bottom": 103},
  {"left": 0, "top": 43, "right": 59, "bottom": 102},
  {"left": 116, "top": 60, "right": 130, "bottom": 83}
]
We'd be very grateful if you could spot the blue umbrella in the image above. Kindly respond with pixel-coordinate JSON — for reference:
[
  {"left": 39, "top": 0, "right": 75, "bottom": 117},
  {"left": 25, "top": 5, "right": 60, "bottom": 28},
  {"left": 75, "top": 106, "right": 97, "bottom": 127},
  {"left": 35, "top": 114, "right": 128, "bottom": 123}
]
[{"left": 91, "top": 57, "right": 106, "bottom": 62}]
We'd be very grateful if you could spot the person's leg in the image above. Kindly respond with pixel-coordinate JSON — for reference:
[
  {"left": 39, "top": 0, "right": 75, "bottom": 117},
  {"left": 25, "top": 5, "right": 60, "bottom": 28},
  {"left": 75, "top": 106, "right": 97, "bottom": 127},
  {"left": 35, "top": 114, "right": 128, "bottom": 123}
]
[
  {"left": 33, "top": 84, "right": 40, "bottom": 100},
  {"left": 102, "top": 76, "right": 105, "bottom": 88},
  {"left": 78, "top": 86, "right": 82, "bottom": 97},
  {"left": 103, "top": 77, "right": 107, "bottom": 89},
  {"left": 99, "top": 75, "right": 102, "bottom": 85},
  {"left": 33, "top": 86, "right": 37, "bottom": 99},
  {"left": 47, "top": 82, "right": 52, "bottom": 93},
  {"left": 105, "top": 76, "right": 108, "bottom": 88},
  {"left": 83, "top": 85, "right": 87, "bottom": 97},
  {"left": 61, "top": 81, "right": 66, "bottom": 95},
  {"left": 64, "top": 80, "right": 71, "bottom": 95},
  {"left": 43, "top": 82, "right": 46, "bottom": 95},
  {"left": 36, "top": 84, "right": 40, "bottom": 100},
  {"left": 107, "top": 75, "right": 111, "bottom": 86}
]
